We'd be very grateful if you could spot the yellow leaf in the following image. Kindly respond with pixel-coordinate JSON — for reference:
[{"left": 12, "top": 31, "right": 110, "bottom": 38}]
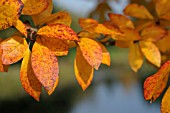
[
  {"left": 37, "top": 36, "right": 69, "bottom": 56},
  {"left": 47, "top": 76, "right": 59, "bottom": 95},
  {"left": 128, "top": 43, "right": 143, "bottom": 72},
  {"left": 45, "top": 11, "right": 72, "bottom": 26},
  {"left": 78, "top": 31, "right": 100, "bottom": 39},
  {"left": 0, "top": 0, "right": 23, "bottom": 30},
  {"left": 37, "top": 24, "right": 79, "bottom": 41},
  {"left": 144, "top": 60, "right": 170, "bottom": 102},
  {"left": 115, "top": 41, "right": 133, "bottom": 48},
  {"left": 74, "top": 47, "right": 94, "bottom": 91},
  {"left": 156, "top": 0, "right": 170, "bottom": 20},
  {"left": 98, "top": 42, "right": 110, "bottom": 66},
  {"left": 31, "top": 0, "right": 53, "bottom": 26},
  {"left": 108, "top": 13, "right": 134, "bottom": 29},
  {"left": 0, "top": 39, "right": 8, "bottom": 72},
  {"left": 79, "top": 18, "right": 98, "bottom": 29},
  {"left": 161, "top": 87, "right": 170, "bottom": 113},
  {"left": 140, "top": 41, "right": 161, "bottom": 67},
  {"left": 21, "top": 0, "right": 48, "bottom": 15},
  {"left": 0, "top": 36, "right": 28, "bottom": 64},
  {"left": 141, "top": 25, "right": 167, "bottom": 42},
  {"left": 124, "top": 4, "right": 154, "bottom": 19},
  {"left": 14, "top": 19, "right": 27, "bottom": 37},
  {"left": 20, "top": 49, "right": 42, "bottom": 101},
  {"left": 78, "top": 38, "right": 102, "bottom": 70},
  {"left": 31, "top": 38, "right": 59, "bottom": 91}
]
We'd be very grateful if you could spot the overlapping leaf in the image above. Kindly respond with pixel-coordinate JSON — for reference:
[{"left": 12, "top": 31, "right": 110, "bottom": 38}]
[
  {"left": 37, "top": 24, "right": 79, "bottom": 41},
  {"left": 144, "top": 60, "right": 170, "bottom": 102},
  {"left": 21, "top": 0, "right": 48, "bottom": 15},
  {"left": 0, "top": 36, "right": 28, "bottom": 64},
  {"left": 78, "top": 38, "right": 102, "bottom": 70},
  {"left": 161, "top": 87, "right": 170, "bottom": 113},
  {"left": 14, "top": 20, "right": 27, "bottom": 37},
  {"left": 74, "top": 47, "right": 94, "bottom": 91},
  {"left": 0, "top": 39, "right": 8, "bottom": 72},
  {"left": 20, "top": 49, "right": 42, "bottom": 101},
  {"left": 31, "top": 37, "right": 59, "bottom": 91},
  {"left": 0, "top": 0, "right": 23, "bottom": 30}
]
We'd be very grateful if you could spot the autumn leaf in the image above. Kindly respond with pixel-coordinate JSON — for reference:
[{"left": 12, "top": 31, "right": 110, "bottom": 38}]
[
  {"left": 0, "top": 0, "right": 23, "bottom": 30},
  {"left": 14, "top": 19, "right": 27, "bottom": 37},
  {"left": 37, "top": 24, "right": 79, "bottom": 41},
  {"left": 140, "top": 41, "right": 161, "bottom": 67},
  {"left": 78, "top": 31, "right": 100, "bottom": 39},
  {"left": 78, "top": 38, "right": 102, "bottom": 70},
  {"left": 0, "top": 39, "right": 8, "bottom": 72},
  {"left": 74, "top": 47, "right": 94, "bottom": 91},
  {"left": 128, "top": 43, "right": 143, "bottom": 72},
  {"left": 161, "top": 87, "right": 170, "bottom": 113},
  {"left": 31, "top": 0, "right": 53, "bottom": 26},
  {"left": 31, "top": 37, "right": 59, "bottom": 91},
  {"left": 45, "top": 11, "right": 72, "bottom": 26},
  {"left": 79, "top": 18, "right": 98, "bottom": 29},
  {"left": 123, "top": 4, "right": 154, "bottom": 19},
  {"left": 21, "top": 0, "right": 48, "bottom": 15},
  {"left": 20, "top": 49, "right": 42, "bottom": 101},
  {"left": 115, "top": 41, "right": 133, "bottom": 48},
  {"left": 144, "top": 60, "right": 170, "bottom": 102},
  {"left": 37, "top": 36, "right": 69, "bottom": 56},
  {"left": 0, "top": 36, "right": 28, "bottom": 65},
  {"left": 47, "top": 76, "right": 59, "bottom": 95}
]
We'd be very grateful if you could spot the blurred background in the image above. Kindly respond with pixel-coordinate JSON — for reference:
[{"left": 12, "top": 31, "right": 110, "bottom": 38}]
[{"left": 0, "top": 0, "right": 166, "bottom": 113}]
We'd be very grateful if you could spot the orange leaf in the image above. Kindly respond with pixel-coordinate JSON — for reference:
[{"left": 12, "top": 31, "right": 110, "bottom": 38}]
[
  {"left": 21, "top": 0, "right": 48, "bottom": 15},
  {"left": 78, "top": 31, "right": 100, "bottom": 39},
  {"left": 140, "top": 41, "right": 161, "bottom": 67},
  {"left": 14, "top": 19, "right": 27, "bottom": 37},
  {"left": 0, "top": 0, "right": 23, "bottom": 30},
  {"left": 74, "top": 47, "right": 94, "bottom": 91},
  {"left": 141, "top": 25, "right": 167, "bottom": 42},
  {"left": 45, "top": 11, "right": 72, "bottom": 26},
  {"left": 108, "top": 13, "right": 134, "bottom": 29},
  {"left": 37, "top": 36, "right": 69, "bottom": 56},
  {"left": 79, "top": 18, "right": 98, "bottom": 29},
  {"left": 0, "top": 36, "right": 28, "bottom": 64},
  {"left": 37, "top": 24, "right": 79, "bottom": 41},
  {"left": 31, "top": 0, "right": 53, "bottom": 26},
  {"left": 124, "top": 4, "right": 154, "bottom": 19},
  {"left": 161, "top": 87, "right": 170, "bottom": 113},
  {"left": 115, "top": 41, "right": 133, "bottom": 48},
  {"left": 156, "top": 0, "right": 170, "bottom": 21},
  {"left": 47, "top": 76, "right": 59, "bottom": 95},
  {"left": 144, "top": 60, "right": 170, "bottom": 102},
  {"left": 0, "top": 39, "right": 8, "bottom": 72},
  {"left": 20, "top": 49, "right": 42, "bottom": 101},
  {"left": 78, "top": 38, "right": 102, "bottom": 70},
  {"left": 31, "top": 37, "right": 59, "bottom": 91},
  {"left": 98, "top": 42, "right": 110, "bottom": 66},
  {"left": 128, "top": 43, "right": 143, "bottom": 72}
]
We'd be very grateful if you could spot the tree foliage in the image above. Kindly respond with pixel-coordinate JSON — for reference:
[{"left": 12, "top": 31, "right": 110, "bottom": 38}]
[{"left": 0, "top": 0, "right": 170, "bottom": 112}]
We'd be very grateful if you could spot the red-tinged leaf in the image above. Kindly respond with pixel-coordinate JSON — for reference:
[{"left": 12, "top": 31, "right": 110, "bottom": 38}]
[
  {"left": 140, "top": 41, "right": 161, "bottom": 67},
  {"left": 47, "top": 76, "right": 59, "bottom": 95},
  {"left": 144, "top": 60, "right": 170, "bottom": 102},
  {"left": 21, "top": 0, "right": 48, "bottom": 15},
  {"left": 14, "top": 19, "right": 27, "bottom": 37},
  {"left": 0, "top": 39, "right": 9, "bottom": 72},
  {"left": 20, "top": 49, "right": 42, "bottom": 101},
  {"left": 124, "top": 4, "right": 154, "bottom": 19},
  {"left": 74, "top": 47, "right": 94, "bottom": 91},
  {"left": 108, "top": 13, "right": 134, "bottom": 29},
  {"left": 37, "top": 24, "right": 79, "bottom": 41},
  {"left": 141, "top": 25, "right": 167, "bottom": 42},
  {"left": 128, "top": 43, "right": 143, "bottom": 72},
  {"left": 115, "top": 41, "right": 133, "bottom": 48},
  {"left": 156, "top": 0, "right": 170, "bottom": 21},
  {"left": 31, "top": 0, "right": 53, "bottom": 26},
  {"left": 0, "top": 36, "right": 28, "bottom": 65},
  {"left": 45, "top": 11, "right": 72, "bottom": 26},
  {"left": 37, "top": 36, "right": 69, "bottom": 56},
  {"left": 31, "top": 37, "right": 59, "bottom": 91},
  {"left": 78, "top": 38, "right": 102, "bottom": 70},
  {"left": 98, "top": 42, "right": 111, "bottom": 66},
  {"left": 161, "top": 87, "right": 170, "bottom": 113},
  {"left": 0, "top": 0, "right": 23, "bottom": 30},
  {"left": 79, "top": 18, "right": 98, "bottom": 29}
]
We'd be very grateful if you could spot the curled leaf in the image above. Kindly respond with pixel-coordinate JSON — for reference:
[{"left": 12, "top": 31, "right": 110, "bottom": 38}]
[
  {"left": 161, "top": 87, "right": 170, "bottom": 113},
  {"left": 74, "top": 47, "right": 94, "bottom": 91},
  {"left": 0, "top": 0, "right": 23, "bottom": 30}
]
